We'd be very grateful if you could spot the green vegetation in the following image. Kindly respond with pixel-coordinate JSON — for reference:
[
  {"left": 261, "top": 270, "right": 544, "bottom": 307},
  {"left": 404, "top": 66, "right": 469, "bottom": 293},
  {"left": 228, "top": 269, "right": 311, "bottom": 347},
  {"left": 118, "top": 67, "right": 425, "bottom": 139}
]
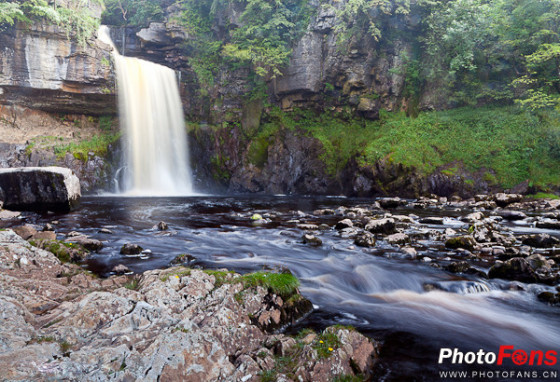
[
  {"left": 54, "top": 131, "right": 121, "bottom": 161},
  {"left": 59, "top": 340, "right": 71, "bottom": 354},
  {"left": 203, "top": 270, "right": 300, "bottom": 298},
  {"left": 0, "top": 0, "right": 100, "bottom": 47},
  {"left": 124, "top": 277, "right": 140, "bottom": 290},
  {"left": 313, "top": 330, "right": 341, "bottom": 359},
  {"left": 29, "top": 239, "right": 87, "bottom": 263},
  {"left": 260, "top": 106, "right": 560, "bottom": 189},
  {"left": 101, "top": 0, "right": 163, "bottom": 28},
  {"left": 528, "top": 192, "right": 560, "bottom": 200},
  {"left": 421, "top": 0, "right": 560, "bottom": 110},
  {"left": 160, "top": 267, "right": 192, "bottom": 282},
  {"left": 240, "top": 271, "right": 300, "bottom": 298}
]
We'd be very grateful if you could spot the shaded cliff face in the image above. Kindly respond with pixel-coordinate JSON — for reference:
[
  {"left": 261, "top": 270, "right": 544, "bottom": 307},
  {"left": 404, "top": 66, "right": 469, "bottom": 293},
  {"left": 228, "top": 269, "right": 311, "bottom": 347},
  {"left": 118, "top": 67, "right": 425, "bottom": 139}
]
[{"left": 0, "top": 22, "right": 116, "bottom": 115}]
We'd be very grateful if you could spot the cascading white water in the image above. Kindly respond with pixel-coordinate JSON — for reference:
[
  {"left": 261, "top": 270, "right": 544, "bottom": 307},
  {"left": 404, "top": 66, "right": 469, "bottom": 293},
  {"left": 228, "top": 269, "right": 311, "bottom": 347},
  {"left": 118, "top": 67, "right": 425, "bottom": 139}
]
[{"left": 98, "top": 26, "right": 194, "bottom": 196}]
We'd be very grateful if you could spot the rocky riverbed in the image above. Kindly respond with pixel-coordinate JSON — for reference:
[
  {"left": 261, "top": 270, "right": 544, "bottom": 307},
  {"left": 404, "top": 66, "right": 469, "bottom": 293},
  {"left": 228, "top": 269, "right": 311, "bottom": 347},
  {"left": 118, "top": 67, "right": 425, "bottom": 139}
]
[
  {"left": 0, "top": 229, "right": 375, "bottom": 381},
  {"left": 2, "top": 193, "right": 560, "bottom": 380}
]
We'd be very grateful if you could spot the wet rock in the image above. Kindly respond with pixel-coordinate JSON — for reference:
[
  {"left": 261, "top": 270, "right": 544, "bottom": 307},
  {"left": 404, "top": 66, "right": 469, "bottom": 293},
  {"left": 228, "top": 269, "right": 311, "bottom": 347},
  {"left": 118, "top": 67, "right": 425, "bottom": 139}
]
[
  {"left": 522, "top": 233, "right": 560, "bottom": 248},
  {"left": 42, "top": 223, "right": 54, "bottom": 232},
  {"left": 98, "top": 228, "right": 113, "bottom": 234},
  {"left": 536, "top": 219, "right": 560, "bottom": 230},
  {"left": 302, "top": 234, "right": 322, "bottom": 246},
  {"left": 488, "top": 256, "right": 555, "bottom": 284},
  {"left": 472, "top": 200, "right": 498, "bottom": 210},
  {"left": 120, "top": 243, "right": 144, "bottom": 255},
  {"left": 30, "top": 231, "right": 57, "bottom": 241},
  {"left": 65, "top": 236, "right": 103, "bottom": 252},
  {"left": 538, "top": 291, "right": 560, "bottom": 306},
  {"left": 498, "top": 210, "right": 527, "bottom": 221},
  {"left": 419, "top": 217, "right": 445, "bottom": 225},
  {"left": 445, "top": 261, "right": 470, "bottom": 274},
  {"left": 335, "top": 219, "right": 353, "bottom": 230},
  {"left": 313, "top": 209, "right": 334, "bottom": 216},
  {"left": 354, "top": 232, "right": 376, "bottom": 247},
  {"left": 445, "top": 236, "right": 477, "bottom": 250},
  {"left": 111, "top": 264, "right": 131, "bottom": 275},
  {"left": 251, "top": 213, "right": 263, "bottom": 221},
  {"left": 12, "top": 225, "right": 38, "bottom": 240},
  {"left": 463, "top": 212, "right": 484, "bottom": 222},
  {"left": 0, "top": 209, "right": 21, "bottom": 220},
  {"left": 297, "top": 223, "right": 320, "bottom": 231},
  {"left": 444, "top": 228, "right": 457, "bottom": 237},
  {"left": 493, "top": 193, "right": 522, "bottom": 207},
  {"left": 154, "top": 221, "right": 168, "bottom": 231},
  {"left": 365, "top": 218, "right": 396, "bottom": 234},
  {"left": 0, "top": 167, "right": 81, "bottom": 212},
  {"left": 386, "top": 233, "right": 409, "bottom": 245},
  {"left": 170, "top": 253, "right": 196, "bottom": 265},
  {"left": 401, "top": 247, "right": 417, "bottom": 259},
  {"left": 378, "top": 197, "right": 406, "bottom": 209}
]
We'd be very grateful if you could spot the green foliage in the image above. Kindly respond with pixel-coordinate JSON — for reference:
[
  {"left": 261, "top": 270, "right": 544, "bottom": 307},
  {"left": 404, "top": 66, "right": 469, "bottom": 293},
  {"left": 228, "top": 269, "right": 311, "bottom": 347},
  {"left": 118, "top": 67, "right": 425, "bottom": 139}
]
[
  {"left": 0, "top": 2, "right": 29, "bottom": 28},
  {"left": 102, "top": 0, "right": 163, "bottom": 27},
  {"left": 421, "top": 0, "right": 560, "bottom": 109},
  {"left": 264, "top": 106, "right": 560, "bottom": 189},
  {"left": 334, "top": 0, "right": 411, "bottom": 46},
  {"left": 53, "top": 131, "right": 121, "bottom": 161},
  {"left": 176, "top": 0, "right": 310, "bottom": 95},
  {"left": 0, "top": 0, "right": 100, "bottom": 47}
]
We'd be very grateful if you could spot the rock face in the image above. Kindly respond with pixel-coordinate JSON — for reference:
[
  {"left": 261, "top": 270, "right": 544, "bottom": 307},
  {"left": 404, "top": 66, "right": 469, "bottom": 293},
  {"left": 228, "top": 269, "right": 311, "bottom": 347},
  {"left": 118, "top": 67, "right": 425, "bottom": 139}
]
[
  {"left": 0, "top": 167, "right": 81, "bottom": 212},
  {"left": 0, "top": 229, "right": 378, "bottom": 381},
  {"left": 0, "top": 22, "right": 115, "bottom": 115}
]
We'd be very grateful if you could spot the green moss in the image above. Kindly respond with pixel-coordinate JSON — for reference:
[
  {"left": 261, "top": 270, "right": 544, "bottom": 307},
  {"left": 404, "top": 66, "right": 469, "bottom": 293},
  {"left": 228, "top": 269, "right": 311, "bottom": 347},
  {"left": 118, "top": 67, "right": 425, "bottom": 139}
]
[
  {"left": 54, "top": 131, "right": 121, "bottom": 161},
  {"left": 240, "top": 272, "right": 300, "bottom": 298},
  {"left": 29, "top": 239, "right": 86, "bottom": 264},
  {"left": 247, "top": 137, "right": 270, "bottom": 168},
  {"left": 210, "top": 154, "right": 231, "bottom": 181},
  {"left": 527, "top": 192, "right": 560, "bottom": 200},
  {"left": 441, "top": 167, "right": 459, "bottom": 176}
]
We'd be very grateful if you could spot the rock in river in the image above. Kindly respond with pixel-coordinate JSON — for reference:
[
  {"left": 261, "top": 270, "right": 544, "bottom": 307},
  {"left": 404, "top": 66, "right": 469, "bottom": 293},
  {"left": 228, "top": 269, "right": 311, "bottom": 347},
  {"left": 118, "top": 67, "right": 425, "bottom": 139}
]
[{"left": 0, "top": 167, "right": 81, "bottom": 212}]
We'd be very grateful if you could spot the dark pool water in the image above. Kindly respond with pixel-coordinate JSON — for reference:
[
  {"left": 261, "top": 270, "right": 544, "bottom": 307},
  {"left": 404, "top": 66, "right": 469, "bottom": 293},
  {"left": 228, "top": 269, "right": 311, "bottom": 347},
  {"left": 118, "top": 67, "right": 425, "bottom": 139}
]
[{"left": 12, "top": 195, "right": 560, "bottom": 380}]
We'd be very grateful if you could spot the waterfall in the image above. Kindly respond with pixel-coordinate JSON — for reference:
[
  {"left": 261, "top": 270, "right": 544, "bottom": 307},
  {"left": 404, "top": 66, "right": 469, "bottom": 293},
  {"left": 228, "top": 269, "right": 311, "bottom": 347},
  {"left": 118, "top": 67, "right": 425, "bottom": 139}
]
[{"left": 98, "top": 26, "right": 194, "bottom": 196}]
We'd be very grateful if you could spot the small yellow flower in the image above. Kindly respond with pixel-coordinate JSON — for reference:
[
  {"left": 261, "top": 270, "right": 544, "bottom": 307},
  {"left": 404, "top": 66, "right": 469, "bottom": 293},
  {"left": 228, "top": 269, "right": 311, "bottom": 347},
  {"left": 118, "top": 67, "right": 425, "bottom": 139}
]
[
  {"left": 175, "top": 275, "right": 179, "bottom": 279},
  {"left": 319, "top": 340, "right": 324, "bottom": 344},
  {"left": 328, "top": 347, "right": 333, "bottom": 352}
]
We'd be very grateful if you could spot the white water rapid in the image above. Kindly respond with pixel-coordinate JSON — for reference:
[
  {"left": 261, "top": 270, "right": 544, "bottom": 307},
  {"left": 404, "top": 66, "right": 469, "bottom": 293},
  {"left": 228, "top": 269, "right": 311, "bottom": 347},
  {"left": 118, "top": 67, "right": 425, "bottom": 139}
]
[{"left": 98, "top": 26, "right": 194, "bottom": 196}]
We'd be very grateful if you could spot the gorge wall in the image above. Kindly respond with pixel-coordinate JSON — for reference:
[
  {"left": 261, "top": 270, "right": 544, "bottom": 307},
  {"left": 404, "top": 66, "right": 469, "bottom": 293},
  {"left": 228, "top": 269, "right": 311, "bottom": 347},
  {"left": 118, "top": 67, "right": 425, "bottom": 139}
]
[{"left": 0, "top": 0, "right": 548, "bottom": 196}]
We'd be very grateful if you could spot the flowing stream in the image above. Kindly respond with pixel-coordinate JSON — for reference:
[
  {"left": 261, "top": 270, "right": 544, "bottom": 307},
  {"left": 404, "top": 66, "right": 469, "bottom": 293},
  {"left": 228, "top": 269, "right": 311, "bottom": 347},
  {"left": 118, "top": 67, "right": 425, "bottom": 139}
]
[
  {"left": 13, "top": 195, "right": 560, "bottom": 380},
  {"left": 98, "top": 26, "right": 193, "bottom": 196}
]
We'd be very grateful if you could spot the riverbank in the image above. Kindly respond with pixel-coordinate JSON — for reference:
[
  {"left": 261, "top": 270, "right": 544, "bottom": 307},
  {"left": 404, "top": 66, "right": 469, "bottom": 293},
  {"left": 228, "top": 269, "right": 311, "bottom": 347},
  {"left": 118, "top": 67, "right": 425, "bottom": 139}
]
[
  {"left": 2, "top": 193, "right": 560, "bottom": 379},
  {"left": 0, "top": 228, "right": 375, "bottom": 381}
]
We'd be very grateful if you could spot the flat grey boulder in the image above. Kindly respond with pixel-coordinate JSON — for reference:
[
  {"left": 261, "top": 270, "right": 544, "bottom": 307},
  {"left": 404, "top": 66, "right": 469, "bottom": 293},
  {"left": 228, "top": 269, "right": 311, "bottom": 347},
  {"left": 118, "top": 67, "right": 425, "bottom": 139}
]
[{"left": 0, "top": 167, "right": 80, "bottom": 212}]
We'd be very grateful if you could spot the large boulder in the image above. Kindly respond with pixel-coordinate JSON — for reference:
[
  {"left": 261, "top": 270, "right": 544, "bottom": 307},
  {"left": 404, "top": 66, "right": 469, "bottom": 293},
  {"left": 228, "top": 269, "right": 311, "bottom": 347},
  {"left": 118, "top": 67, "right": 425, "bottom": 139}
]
[{"left": 0, "top": 167, "right": 81, "bottom": 212}]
